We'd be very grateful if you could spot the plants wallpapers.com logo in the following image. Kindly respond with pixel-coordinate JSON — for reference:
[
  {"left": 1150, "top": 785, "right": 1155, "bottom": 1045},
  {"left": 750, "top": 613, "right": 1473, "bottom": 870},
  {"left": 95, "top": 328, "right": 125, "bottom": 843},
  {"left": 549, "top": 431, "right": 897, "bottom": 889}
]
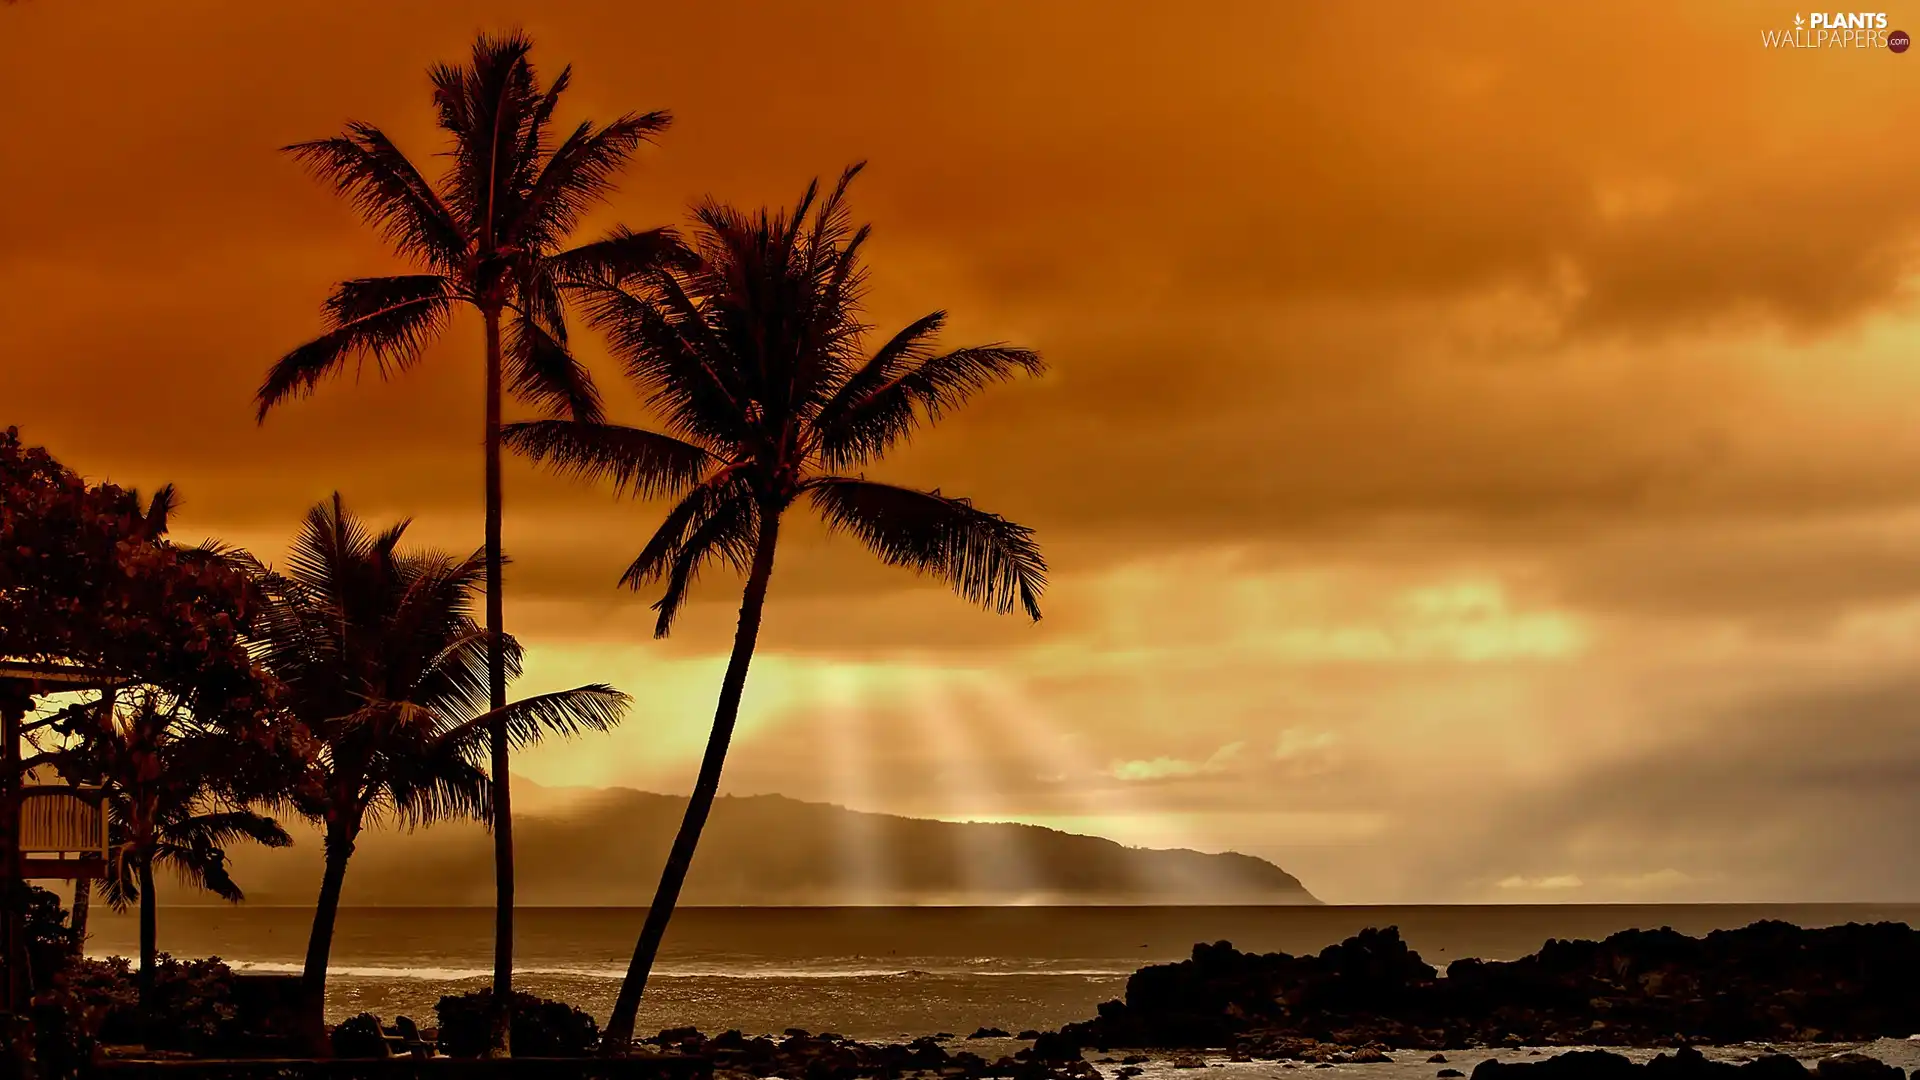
[{"left": 1762, "top": 11, "right": 1907, "bottom": 48}]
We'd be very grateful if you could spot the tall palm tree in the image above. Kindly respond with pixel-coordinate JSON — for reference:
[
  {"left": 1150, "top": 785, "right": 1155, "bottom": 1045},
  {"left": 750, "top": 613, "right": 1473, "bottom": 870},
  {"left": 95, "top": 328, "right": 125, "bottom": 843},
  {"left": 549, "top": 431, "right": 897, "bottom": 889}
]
[
  {"left": 505, "top": 166, "right": 1049, "bottom": 1049},
  {"left": 51, "top": 688, "right": 292, "bottom": 1014},
  {"left": 256, "top": 31, "right": 671, "bottom": 1046},
  {"left": 245, "top": 496, "right": 628, "bottom": 1016}
]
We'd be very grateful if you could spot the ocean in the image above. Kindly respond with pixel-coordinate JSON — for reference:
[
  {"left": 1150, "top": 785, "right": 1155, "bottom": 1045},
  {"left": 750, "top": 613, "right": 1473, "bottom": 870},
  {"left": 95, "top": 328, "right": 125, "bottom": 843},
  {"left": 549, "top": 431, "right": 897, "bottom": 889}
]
[{"left": 85, "top": 904, "right": 1920, "bottom": 1041}]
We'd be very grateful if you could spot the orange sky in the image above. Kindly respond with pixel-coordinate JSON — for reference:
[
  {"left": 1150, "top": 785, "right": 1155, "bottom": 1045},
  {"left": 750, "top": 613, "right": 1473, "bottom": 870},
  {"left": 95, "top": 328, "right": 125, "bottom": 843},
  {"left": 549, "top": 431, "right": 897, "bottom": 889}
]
[{"left": 7, "top": 1, "right": 1920, "bottom": 902}]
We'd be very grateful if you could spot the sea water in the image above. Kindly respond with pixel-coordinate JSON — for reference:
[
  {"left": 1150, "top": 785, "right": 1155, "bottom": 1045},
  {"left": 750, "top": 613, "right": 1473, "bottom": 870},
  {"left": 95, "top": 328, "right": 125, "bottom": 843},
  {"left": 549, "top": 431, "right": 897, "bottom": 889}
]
[{"left": 85, "top": 904, "right": 1920, "bottom": 1039}]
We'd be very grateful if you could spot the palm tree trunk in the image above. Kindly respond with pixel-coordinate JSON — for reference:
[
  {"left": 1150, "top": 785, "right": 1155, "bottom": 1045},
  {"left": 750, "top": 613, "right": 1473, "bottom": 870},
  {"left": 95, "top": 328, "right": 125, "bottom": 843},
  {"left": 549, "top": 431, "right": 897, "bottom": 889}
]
[
  {"left": 137, "top": 853, "right": 157, "bottom": 1019},
  {"left": 302, "top": 824, "right": 356, "bottom": 997},
  {"left": 602, "top": 509, "right": 784, "bottom": 1052},
  {"left": 482, "top": 303, "right": 515, "bottom": 1058},
  {"left": 69, "top": 877, "right": 89, "bottom": 956}
]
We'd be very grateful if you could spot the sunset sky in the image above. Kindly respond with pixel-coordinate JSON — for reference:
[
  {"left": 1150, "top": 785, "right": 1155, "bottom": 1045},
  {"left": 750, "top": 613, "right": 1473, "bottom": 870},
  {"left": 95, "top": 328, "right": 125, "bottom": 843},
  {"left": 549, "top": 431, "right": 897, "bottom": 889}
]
[{"left": 7, "top": 1, "right": 1920, "bottom": 904}]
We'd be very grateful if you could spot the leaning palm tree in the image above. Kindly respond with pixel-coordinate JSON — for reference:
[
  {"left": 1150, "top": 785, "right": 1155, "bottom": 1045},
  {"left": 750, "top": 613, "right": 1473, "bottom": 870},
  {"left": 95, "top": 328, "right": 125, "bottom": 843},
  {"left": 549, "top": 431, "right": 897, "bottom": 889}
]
[
  {"left": 245, "top": 496, "right": 628, "bottom": 1020},
  {"left": 505, "top": 165, "right": 1048, "bottom": 1049},
  {"left": 256, "top": 31, "right": 671, "bottom": 1044}
]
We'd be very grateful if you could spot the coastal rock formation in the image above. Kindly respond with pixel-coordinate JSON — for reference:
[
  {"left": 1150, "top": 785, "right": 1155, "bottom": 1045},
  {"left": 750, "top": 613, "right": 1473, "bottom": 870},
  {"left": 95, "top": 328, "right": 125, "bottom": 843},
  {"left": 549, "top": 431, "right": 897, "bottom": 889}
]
[
  {"left": 1060, "top": 921, "right": 1920, "bottom": 1050},
  {"left": 1469, "top": 1047, "right": 1901, "bottom": 1080},
  {"left": 647, "top": 1027, "right": 1100, "bottom": 1080}
]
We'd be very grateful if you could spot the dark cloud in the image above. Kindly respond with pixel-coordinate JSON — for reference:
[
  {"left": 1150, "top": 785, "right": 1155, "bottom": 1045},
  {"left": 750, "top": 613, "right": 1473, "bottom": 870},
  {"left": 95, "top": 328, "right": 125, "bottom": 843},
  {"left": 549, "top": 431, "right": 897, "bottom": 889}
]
[{"left": 1430, "top": 674, "right": 1920, "bottom": 901}]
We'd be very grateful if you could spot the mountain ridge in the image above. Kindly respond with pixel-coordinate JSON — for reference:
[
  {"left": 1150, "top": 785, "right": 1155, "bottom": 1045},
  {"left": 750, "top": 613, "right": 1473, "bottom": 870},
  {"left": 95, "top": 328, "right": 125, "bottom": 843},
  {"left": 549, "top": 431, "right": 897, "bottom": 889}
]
[{"left": 223, "top": 784, "right": 1320, "bottom": 907}]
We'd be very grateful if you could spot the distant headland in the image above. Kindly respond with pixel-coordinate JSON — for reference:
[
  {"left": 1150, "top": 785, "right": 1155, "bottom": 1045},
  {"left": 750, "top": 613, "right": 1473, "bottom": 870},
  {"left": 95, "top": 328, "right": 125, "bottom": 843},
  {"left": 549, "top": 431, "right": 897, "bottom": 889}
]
[{"left": 223, "top": 785, "right": 1321, "bottom": 907}]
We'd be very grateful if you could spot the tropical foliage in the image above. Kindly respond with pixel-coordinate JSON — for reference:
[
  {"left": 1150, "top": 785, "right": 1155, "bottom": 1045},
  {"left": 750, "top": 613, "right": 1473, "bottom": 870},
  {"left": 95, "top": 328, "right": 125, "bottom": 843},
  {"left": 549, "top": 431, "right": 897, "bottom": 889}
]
[
  {"left": 3, "top": 431, "right": 289, "bottom": 1015},
  {"left": 0, "top": 427, "right": 263, "bottom": 712},
  {"left": 243, "top": 496, "right": 628, "bottom": 1008},
  {"left": 40, "top": 688, "right": 290, "bottom": 1012},
  {"left": 506, "top": 166, "right": 1047, "bottom": 1047}
]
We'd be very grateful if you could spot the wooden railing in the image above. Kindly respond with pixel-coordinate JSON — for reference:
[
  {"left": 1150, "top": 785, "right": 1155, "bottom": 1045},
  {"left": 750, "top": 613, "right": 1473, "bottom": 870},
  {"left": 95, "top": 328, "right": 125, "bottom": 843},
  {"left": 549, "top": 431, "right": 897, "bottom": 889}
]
[{"left": 20, "top": 784, "right": 108, "bottom": 857}]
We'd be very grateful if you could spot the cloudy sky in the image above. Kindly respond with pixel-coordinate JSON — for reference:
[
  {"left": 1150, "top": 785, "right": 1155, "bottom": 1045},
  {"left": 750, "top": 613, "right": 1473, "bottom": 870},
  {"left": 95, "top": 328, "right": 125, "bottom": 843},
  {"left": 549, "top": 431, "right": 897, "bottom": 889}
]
[{"left": 7, "top": 1, "right": 1920, "bottom": 903}]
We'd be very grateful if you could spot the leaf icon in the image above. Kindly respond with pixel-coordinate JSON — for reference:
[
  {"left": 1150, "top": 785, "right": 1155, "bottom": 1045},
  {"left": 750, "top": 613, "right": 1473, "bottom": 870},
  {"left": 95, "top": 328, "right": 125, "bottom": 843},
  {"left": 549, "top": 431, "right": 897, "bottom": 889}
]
[{"left": 1794, "top": 12, "right": 1805, "bottom": 25}]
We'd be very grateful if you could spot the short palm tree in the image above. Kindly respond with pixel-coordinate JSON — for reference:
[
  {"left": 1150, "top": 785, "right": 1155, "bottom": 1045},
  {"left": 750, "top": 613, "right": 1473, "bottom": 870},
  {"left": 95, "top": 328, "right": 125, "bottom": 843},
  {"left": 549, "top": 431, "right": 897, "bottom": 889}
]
[
  {"left": 52, "top": 688, "right": 292, "bottom": 1014},
  {"left": 246, "top": 496, "right": 629, "bottom": 1013},
  {"left": 24, "top": 486, "right": 287, "bottom": 1010},
  {"left": 505, "top": 165, "right": 1048, "bottom": 1048},
  {"left": 256, "top": 31, "right": 671, "bottom": 1037}
]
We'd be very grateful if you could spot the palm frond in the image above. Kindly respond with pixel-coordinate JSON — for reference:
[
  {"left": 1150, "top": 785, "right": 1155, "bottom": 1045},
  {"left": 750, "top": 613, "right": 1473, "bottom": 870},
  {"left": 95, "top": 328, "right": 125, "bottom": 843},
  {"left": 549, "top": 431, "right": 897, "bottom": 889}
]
[
  {"left": 168, "top": 810, "right": 293, "bottom": 852},
  {"left": 283, "top": 125, "right": 466, "bottom": 270},
  {"left": 441, "top": 684, "right": 630, "bottom": 757},
  {"left": 806, "top": 478, "right": 1045, "bottom": 620},
  {"left": 513, "top": 111, "right": 671, "bottom": 248},
  {"left": 504, "top": 309, "right": 604, "bottom": 422},
  {"left": 431, "top": 29, "right": 540, "bottom": 240},
  {"left": 257, "top": 276, "right": 455, "bottom": 420},
  {"left": 649, "top": 494, "right": 760, "bottom": 637},
  {"left": 502, "top": 420, "right": 712, "bottom": 500},
  {"left": 570, "top": 272, "right": 752, "bottom": 447},
  {"left": 614, "top": 471, "right": 754, "bottom": 592},
  {"left": 818, "top": 340, "right": 1044, "bottom": 468},
  {"left": 813, "top": 310, "right": 944, "bottom": 434},
  {"left": 548, "top": 226, "right": 687, "bottom": 284}
]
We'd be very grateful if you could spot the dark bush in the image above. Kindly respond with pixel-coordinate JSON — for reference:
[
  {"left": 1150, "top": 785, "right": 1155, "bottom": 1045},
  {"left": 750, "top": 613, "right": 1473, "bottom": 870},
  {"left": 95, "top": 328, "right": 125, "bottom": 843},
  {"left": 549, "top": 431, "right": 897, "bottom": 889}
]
[
  {"left": 331, "top": 1012, "right": 390, "bottom": 1058},
  {"left": 20, "top": 883, "right": 75, "bottom": 988},
  {"left": 435, "top": 989, "right": 600, "bottom": 1057},
  {"left": 53, "top": 954, "right": 243, "bottom": 1054}
]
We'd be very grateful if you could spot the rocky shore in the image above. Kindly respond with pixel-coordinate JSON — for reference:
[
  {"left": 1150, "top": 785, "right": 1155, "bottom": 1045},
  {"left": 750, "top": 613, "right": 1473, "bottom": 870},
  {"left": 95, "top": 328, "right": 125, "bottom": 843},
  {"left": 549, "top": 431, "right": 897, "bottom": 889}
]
[
  {"left": 1058, "top": 922, "right": 1920, "bottom": 1053},
  {"left": 337, "top": 921, "right": 1920, "bottom": 1079},
  {"left": 1470, "top": 1046, "right": 1907, "bottom": 1080},
  {"left": 643, "top": 1026, "right": 1107, "bottom": 1080}
]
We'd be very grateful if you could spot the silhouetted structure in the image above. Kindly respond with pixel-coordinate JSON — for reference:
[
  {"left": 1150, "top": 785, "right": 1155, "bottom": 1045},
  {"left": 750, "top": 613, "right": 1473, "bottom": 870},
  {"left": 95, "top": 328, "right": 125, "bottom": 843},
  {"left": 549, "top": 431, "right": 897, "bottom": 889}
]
[{"left": 0, "top": 659, "right": 120, "bottom": 1013}]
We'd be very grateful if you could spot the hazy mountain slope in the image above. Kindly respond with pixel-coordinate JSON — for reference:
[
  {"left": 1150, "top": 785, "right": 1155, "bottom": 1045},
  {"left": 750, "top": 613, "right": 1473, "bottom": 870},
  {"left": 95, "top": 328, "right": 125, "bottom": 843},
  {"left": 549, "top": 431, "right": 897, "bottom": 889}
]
[{"left": 224, "top": 787, "right": 1319, "bottom": 906}]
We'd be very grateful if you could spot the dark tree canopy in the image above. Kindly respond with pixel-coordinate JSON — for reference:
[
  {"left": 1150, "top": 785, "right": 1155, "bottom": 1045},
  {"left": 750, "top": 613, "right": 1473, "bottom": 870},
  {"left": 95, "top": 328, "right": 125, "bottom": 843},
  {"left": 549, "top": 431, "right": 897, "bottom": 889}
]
[{"left": 0, "top": 428, "right": 268, "bottom": 720}]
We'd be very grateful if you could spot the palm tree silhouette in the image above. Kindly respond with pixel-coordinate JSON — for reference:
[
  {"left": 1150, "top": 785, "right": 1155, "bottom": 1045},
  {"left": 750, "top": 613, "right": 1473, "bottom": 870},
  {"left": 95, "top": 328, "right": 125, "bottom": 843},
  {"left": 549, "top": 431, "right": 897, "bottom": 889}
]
[
  {"left": 25, "top": 484, "right": 287, "bottom": 1014},
  {"left": 53, "top": 688, "right": 292, "bottom": 1015},
  {"left": 256, "top": 31, "right": 669, "bottom": 1046},
  {"left": 245, "top": 496, "right": 627, "bottom": 1030},
  {"left": 506, "top": 165, "right": 1048, "bottom": 1049}
]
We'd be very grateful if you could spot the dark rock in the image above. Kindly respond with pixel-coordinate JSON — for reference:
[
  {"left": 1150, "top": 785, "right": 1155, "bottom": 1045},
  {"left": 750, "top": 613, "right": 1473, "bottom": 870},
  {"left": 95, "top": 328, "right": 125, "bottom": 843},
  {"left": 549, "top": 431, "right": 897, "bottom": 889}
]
[
  {"left": 1440, "top": 1071, "right": 1465, "bottom": 1078},
  {"left": 1433, "top": 1056, "right": 1451, "bottom": 1064},
  {"left": 1023, "top": 1032, "right": 1083, "bottom": 1062},
  {"left": 1018, "top": 1030, "right": 1043, "bottom": 1040},
  {"left": 1122, "top": 1055, "right": 1150, "bottom": 1065},
  {"left": 1471, "top": 1050, "right": 1639, "bottom": 1080},
  {"left": 1061, "top": 921, "right": 1920, "bottom": 1050},
  {"left": 785, "top": 1028, "right": 811, "bottom": 1038},
  {"left": 1743, "top": 1059, "right": 1814, "bottom": 1080},
  {"left": 971, "top": 1027, "right": 1012, "bottom": 1039},
  {"left": 1817, "top": 1055, "right": 1903, "bottom": 1080}
]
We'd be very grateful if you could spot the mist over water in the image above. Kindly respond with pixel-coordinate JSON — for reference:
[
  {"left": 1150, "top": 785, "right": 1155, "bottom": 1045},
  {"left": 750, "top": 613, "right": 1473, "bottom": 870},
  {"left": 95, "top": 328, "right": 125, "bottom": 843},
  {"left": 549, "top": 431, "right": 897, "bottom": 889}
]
[{"left": 87, "top": 904, "right": 1920, "bottom": 1039}]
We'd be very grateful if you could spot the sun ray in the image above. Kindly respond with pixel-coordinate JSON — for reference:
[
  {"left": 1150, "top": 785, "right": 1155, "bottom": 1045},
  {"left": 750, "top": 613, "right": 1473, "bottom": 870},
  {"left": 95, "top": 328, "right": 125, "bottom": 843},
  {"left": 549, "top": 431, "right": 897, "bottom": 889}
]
[
  {"left": 810, "top": 664, "right": 891, "bottom": 905},
  {"left": 898, "top": 675, "right": 1040, "bottom": 903}
]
